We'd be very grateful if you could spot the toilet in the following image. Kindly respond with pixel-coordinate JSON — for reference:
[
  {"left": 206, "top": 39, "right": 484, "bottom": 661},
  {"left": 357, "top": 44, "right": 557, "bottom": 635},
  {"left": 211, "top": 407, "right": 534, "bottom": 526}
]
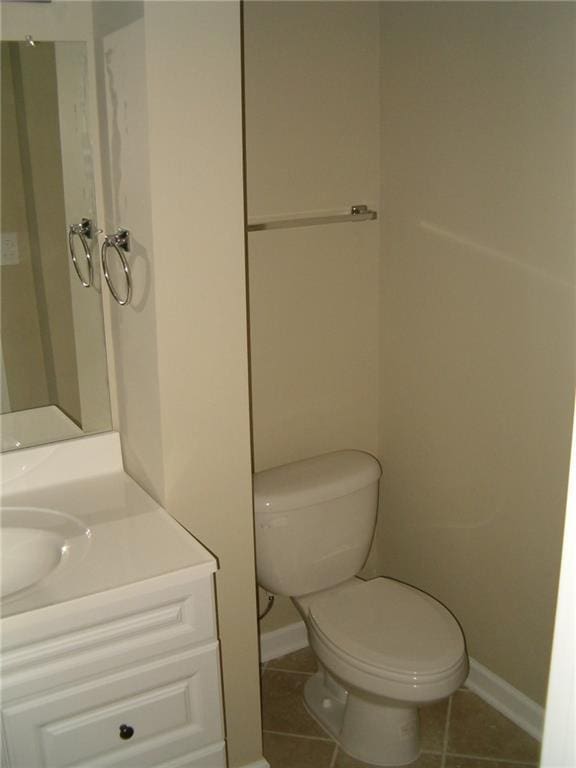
[{"left": 253, "top": 450, "right": 468, "bottom": 766}]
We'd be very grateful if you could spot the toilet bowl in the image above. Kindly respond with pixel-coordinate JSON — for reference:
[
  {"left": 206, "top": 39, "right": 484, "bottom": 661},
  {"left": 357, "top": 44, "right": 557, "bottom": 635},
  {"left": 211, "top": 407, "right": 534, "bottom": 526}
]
[
  {"left": 253, "top": 450, "right": 469, "bottom": 766},
  {"left": 294, "top": 577, "right": 468, "bottom": 765}
]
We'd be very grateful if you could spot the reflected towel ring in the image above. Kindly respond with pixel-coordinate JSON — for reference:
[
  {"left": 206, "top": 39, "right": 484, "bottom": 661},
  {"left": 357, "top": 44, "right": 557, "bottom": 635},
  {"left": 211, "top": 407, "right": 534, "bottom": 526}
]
[
  {"left": 68, "top": 218, "right": 94, "bottom": 288},
  {"left": 101, "top": 228, "right": 132, "bottom": 306}
]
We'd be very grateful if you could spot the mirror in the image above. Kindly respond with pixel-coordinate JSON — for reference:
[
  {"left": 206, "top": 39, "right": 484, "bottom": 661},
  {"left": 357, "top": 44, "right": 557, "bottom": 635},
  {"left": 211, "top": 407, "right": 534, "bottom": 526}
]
[{"left": 1, "top": 40, "right": 112, "bottom": 451}]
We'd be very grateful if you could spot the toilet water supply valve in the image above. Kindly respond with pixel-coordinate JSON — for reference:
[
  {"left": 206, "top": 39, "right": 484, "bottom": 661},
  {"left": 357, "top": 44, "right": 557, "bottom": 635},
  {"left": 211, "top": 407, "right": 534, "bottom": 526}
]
[{"left": 258, "top": 591, "right": 275, "bottom": 620}]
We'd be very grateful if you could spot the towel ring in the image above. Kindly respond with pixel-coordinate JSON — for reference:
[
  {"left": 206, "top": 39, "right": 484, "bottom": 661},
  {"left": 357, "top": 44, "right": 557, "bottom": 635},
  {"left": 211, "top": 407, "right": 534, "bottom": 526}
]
[
  {"left": 101, "top": 228, "right": 132, "bottom": 306},
  {"left": 68, "top": 218, "right": 94, "bottom": 288}
]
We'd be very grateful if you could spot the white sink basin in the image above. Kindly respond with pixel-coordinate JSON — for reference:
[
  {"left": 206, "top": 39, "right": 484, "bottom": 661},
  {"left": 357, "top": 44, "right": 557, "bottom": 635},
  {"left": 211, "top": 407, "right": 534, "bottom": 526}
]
[{"left": 1, "top": 507, "right": 91, "bottom": 599}]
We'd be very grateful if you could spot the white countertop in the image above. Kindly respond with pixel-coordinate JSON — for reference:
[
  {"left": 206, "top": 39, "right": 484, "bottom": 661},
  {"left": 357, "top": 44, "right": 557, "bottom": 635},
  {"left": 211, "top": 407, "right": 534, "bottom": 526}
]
[{"left": 1, "top": 434, "right": 217, "bottom": 619}]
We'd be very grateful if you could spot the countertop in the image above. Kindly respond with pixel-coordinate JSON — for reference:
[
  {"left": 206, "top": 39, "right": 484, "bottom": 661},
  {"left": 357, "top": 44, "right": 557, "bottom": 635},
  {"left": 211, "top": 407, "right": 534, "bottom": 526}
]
[{"left": 1, "top": 434, "right": 217, "bottom": 620}]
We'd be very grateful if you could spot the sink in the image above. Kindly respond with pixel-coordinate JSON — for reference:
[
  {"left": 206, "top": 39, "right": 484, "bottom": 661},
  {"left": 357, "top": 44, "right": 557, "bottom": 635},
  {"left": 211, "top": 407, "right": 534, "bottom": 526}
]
[{"left": 1, "top": 507, "right": 91, "bottom": 599}]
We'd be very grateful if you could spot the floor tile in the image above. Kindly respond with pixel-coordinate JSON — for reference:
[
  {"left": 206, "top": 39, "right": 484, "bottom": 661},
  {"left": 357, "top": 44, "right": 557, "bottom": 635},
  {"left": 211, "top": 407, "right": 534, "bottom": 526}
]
[
  {"left": 447, "top": 691, "right": 540, "bottom": 763},
  {"left": 267, "top": 647, "right": 318, "bottom": 674},
  {"left": 333, "top": 748, "right": 442, "bottom": 768},
  {"left": 420, "top": 698, "right": 449, "bottom": 752},
  {"left": 262, "top": 669, "right": 327, "bottom": 738},
  {"left": 263, "top": 732, "right": 335, "bottom": 768},
  {"left": 445, "top": 757, "right": 537, "bottom": 768}
]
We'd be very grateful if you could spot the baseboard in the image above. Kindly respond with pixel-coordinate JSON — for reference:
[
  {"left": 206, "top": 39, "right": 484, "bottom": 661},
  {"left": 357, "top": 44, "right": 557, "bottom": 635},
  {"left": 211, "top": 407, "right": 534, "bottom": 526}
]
[
  {"left": 237, "top": 760, "right": 270, "bottom": 768},
  {"left": 259, "top": 620, "right": 308, "bottom": 663},
  {"left": 259, "top": 622, "right": 544, "bottom": 741},
  {"left": 466, "top": 657, "right": 544, "bottom": 741}
]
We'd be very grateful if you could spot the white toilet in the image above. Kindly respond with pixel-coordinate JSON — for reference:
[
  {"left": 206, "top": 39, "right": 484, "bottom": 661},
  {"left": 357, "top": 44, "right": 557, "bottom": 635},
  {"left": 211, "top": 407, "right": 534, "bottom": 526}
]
[{"left": 254, "top": 450, "right": 468, "bottom": 766}]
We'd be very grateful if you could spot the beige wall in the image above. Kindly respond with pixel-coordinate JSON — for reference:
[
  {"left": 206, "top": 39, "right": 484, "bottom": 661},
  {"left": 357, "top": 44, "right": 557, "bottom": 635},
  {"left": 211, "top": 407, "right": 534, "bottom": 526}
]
[
  {"left": 244, "top": 1, "right": 574, "bottom": 707},
  {"left": 94, "top": 3, "right": 263, "bottom": 765},
  {"left": 93, "top": 1, "right": 165, "bottom": 500},
  {"left": 378, "top": 2, "right": 575, "bottom": 705},
  {"left": 146, "top": 5, "right": 262, "bottom": 764},
  {"left": 243, "top": 0, "right": 381, "bottom": 630}
]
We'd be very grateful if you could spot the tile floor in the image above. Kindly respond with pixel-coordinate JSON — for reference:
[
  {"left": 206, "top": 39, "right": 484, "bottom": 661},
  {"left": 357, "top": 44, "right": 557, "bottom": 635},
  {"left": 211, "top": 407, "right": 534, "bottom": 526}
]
[{"left": 261, "top": 649, "right": 540, "bottom": 768}]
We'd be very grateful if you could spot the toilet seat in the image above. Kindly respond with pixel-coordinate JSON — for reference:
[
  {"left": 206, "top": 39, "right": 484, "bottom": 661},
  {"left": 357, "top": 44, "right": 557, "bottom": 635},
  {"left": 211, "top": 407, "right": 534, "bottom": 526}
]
[{"left": 308, "top": 578, "right": 467, "bottom": 690}]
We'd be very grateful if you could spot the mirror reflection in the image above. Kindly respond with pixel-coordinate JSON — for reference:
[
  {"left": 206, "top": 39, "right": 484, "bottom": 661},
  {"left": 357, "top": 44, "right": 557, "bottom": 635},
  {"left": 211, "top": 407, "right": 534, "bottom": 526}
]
[{"left": 1, "top": 40, "right": 111, "bottom": 452}]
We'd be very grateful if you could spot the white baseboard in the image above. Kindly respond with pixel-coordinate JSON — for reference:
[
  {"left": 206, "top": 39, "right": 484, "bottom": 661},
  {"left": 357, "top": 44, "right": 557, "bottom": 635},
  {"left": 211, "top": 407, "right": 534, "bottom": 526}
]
[
  {"left": 259, "top": 621, "right": 543, "bottom": 741},
  {"left": 259, "top": 620, "right": 308, "bottom": 663},
  {"left": 237, "top": 760, "right": 270, "bottom": 768},
  {"left": 466, "top": 657, "right": 544, "bottom": 741}
]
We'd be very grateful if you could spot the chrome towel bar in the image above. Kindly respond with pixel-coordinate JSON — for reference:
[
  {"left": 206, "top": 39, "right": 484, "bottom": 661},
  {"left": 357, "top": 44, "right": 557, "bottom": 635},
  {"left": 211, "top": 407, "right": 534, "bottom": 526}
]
[{"left": 247, "top": 204, "right": 377, "bottom": 232}]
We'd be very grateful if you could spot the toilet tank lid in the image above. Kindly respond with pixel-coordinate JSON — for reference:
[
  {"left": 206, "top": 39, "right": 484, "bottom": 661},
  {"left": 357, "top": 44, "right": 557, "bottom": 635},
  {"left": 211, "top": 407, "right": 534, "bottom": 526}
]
[{"left": 253, "top": 450, "right": 381, "bottom": 516}]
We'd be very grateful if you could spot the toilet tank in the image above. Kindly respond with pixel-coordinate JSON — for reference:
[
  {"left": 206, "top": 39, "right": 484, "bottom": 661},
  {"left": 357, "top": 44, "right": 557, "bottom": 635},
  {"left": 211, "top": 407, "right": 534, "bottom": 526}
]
[{"left": 253, "top": 450, "right": 382, "bottom": 597}]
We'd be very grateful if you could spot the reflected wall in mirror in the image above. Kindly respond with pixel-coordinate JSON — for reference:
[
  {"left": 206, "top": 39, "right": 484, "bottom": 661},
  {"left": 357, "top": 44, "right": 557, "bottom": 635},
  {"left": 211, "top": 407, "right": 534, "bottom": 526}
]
[{"left": 1, "top": 40, "right": 111, "bottom": 452}]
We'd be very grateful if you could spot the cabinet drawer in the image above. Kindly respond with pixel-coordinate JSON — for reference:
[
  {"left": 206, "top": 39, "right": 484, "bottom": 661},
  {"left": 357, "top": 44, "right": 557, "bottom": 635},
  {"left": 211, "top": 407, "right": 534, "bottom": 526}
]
[
  {"left": 2, "top": 575, "right": 216, "bottom": 701},
  {"left": 2, "top": 646, "right": 223, "bottom": 768}
]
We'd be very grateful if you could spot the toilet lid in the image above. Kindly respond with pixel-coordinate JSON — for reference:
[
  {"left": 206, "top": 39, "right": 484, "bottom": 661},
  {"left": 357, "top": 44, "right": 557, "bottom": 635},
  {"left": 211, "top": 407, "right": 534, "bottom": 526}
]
[{"left": 309, "top": 578, "right": 465, "bottom": 677}]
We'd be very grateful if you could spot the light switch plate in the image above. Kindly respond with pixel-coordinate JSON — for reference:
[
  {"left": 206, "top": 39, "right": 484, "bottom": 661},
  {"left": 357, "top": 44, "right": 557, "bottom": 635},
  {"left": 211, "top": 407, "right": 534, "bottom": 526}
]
[{"left": 1, "top": 233, "right": 20, "bottom": 266}]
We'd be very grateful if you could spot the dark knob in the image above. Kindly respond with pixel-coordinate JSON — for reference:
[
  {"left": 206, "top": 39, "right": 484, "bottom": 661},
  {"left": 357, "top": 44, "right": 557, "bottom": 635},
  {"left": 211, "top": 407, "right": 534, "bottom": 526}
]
[{"left": 119, "top": 724, "right": 134, "bottom": 740}]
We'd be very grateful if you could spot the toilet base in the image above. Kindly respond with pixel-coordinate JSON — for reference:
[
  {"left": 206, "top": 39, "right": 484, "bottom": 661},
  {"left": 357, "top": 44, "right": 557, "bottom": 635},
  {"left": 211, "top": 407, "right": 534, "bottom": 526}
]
[{"left": 304, "top": 671, "right": 421, "bottom": 766}]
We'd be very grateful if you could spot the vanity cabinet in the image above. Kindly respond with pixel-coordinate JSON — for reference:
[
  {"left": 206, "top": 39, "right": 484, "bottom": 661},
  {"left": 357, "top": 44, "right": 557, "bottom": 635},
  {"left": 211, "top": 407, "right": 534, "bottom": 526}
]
[{"left": 1, "top": 570, "right": 226, "bottom": 768}]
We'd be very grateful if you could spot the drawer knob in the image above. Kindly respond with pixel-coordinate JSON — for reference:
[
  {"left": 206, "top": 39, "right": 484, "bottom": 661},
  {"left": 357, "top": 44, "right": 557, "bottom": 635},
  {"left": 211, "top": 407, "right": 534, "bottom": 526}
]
[{"left": 119, "top": 724, "right": 134, "bottom": 740}]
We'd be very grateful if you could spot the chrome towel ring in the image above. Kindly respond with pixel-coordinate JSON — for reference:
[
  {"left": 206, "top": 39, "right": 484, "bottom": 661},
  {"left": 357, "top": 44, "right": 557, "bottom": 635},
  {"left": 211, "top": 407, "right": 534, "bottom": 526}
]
[
  {"left": 101, "top": 228, "right": 132, "bottom": 306},
  {"left": 68, "top": 218, "right": 94, "bottom": 288}
]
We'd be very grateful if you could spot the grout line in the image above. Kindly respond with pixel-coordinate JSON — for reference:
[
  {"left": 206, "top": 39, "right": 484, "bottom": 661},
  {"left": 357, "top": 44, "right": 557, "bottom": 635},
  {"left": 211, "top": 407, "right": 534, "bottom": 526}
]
[
  {"left": 441, "top": 694, "right": 453, "bottom": 768},
  {"left": 329, "top": 744, "right": 441, "bottom": 766},
  {"left": 262, "top": 728, "right": 333, "bottom": 743},
  {"left": 444, "top": 753, "right": 538, "bottom": 766},
  {"left": 329, "top": 742, "right": 339, "bottom": 768}
]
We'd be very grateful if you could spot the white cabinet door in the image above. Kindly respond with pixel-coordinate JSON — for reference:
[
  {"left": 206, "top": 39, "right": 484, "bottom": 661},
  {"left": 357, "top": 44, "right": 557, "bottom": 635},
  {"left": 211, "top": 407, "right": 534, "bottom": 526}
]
[{"left": 2, "top": 646, "right": 223, "bottom": 768}]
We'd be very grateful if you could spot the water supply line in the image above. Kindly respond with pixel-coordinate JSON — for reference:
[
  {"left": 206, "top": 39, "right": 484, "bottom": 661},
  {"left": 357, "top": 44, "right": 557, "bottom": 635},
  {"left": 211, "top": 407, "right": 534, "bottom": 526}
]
[{"left": 258, "top": 592, "right": 275, "bottom": 620}]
